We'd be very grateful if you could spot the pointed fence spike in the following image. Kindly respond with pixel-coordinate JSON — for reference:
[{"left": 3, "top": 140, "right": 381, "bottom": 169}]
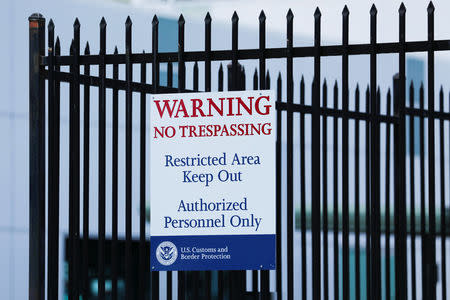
[
  {"left": 253, "top": 69, "right": 258, "bottom": 89},
  {"left": 287, "top": 9, "right": 294, "bottom": 20},
  {"left": 370, "top": 4, "right": 378, "bottom": 15},
  {"left": 70, "top": 39, "right": 74, "bottom": 54},
  {"left": 74, "top": 17, "right": 80, "bottom": 28},
  {"left": 55, "top": 37, "right": 61, "bottom": 55},
  {"left": 399, "top": 3, "right": 406, "bottom": 14},
  {"left": 84, "top": 41, "right": 90, "bottom": 54},
  {"left": 100, "top": 17, "right": 107, "bottom": 28},
  {"left": 152, "top": 14, "right": 159, "bottom": 25},
  {"left": 232, "top": 11, "right": 239, "bottom": 22},
  {"left": 126, "top": 16, "right": 132, "bottom": 26},
  {"left": 48, "top": 19, "right": 55, "bottom": 29},
  {"left": 114, "top": 46, "right": 118, "bottom": 54},
  {"left": 387, "top": 89, "right": 392, "bottom": 114},
  {"left": 265, "top": 72, "right": 270, "bottom": 89},
  {"left": 205, "top": 12, "right": 212, "bottom": 23},
  {"left": 178, "top": 14, "right": 185, "bottom": 24},
  {"left": 355, "top": 85, "right": 360, "bottom": 110},
  {"left": 314, "top": 7, "right": 322, "bottom": 18},
  {"left": 342, "top": 5, "right": 349, "bottom": 16},
  {"left": 259, "top": 10, "right": 266, "bottom": 22},
  {"left": 428, "top": 1, "right": 435, "bottom": 13}
]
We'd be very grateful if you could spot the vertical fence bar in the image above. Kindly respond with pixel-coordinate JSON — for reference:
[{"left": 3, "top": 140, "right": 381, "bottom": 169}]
[
  {"left": 205, "top": 12, "right": 211, "bottom": 93},
  {"left": 365, "top": 85, "right": 371, "bottom": 299},
  {"left": 409, "top": 81, "right": 417, "bottom": 300},
  {"left": 385, "top": 89, "right": 392, "bottom": 300},
  {"left": 82, "top": 41, "right": 91, "bottom": 300},
  {"left": 259, "top": 10, "right": 266, "bottom": 91},
  {"left": 322, "top": 79, "right": 329, "bottom": 300},
  {"left": 178, "top": 14, "right": 185, "bottom": 92},
  {"left": 68, "top": 38, "right": 74, "bottom": 300},
  {"left": 47, "top": 19, "right": 59, "bottom": 300},
  {"left": 341, "top": 7, "right": 350, "bottom": 300},
  {"left": 276, "top": 72, "right": 282, "bottom": 300},
  {"left": 112, "top": 46, "right": 119, "bottom": 300},
  {"left": 300, "top": 76, "right": 307, "bottom": 300},
  {"left": 231, "top": 11, "right": 238, "bottom": 91},
  {"left": 70, "top": 17, "right": 81, "bottom": 299},
  {"left": 286, "top": 9, "right": 294, "bottom": 300},
  {"left": 67, "top": 39, "right": 75, "bottom": 300},
  {"left": 259, "top": 11, "right": 270, "bottom": 297},
  {"left": 447, "top": 89, "right": 450, "bottom": 300},
  {"left": 98, "top": 17, "right": 106, "bottom": 300},
  {"left": 177, "top": 14, "right": 186, "bottom": 300},
  {"left": 252, "top": 68, "right": 259, "bottom": 295},
  {"left": 74, "top": 18, "right": 82, "bottom": 299},
  {"left": 355, "top": 85, "right": 361, "bottom": 300},
  {"left": 140, "top": 51, "right": 147, "bottom": 300},
  {"left": 166, "top": 60, "right": 173, "bottom": 300},
  {"left": 125, "top": 16, "right": 133, "bottom": 300},
  {"left": 333, "top": 81, "right": 339, "bottom": 300},
  {"left": 151, "top": 14, "right": 160, "bottom": 300},
  {"left": 369, "top": 6, "right": 381, "bottom": 299},
  {"left": 28, "top": 13, "right": 45, "bottom": 300},
  {"left": 439, "top": 87, "right": 446, "bottom": 300},
  {"left": 55, "top": 36, "right": 62, "bottom": 300},
  {"left": 426, "top": 3, "right": 437, "bottom": 298},
  {"left": 312, "top": 10, "right": 322, "bottom": 300},
  {"left": 396, "top": 4, "right": 408, "bottom": 299},
  {"left": 419, "top": 83, "right": 426, "bottom": 299},
  {"left": 192, "top": 61, "right": 200, "bottom": 300}
]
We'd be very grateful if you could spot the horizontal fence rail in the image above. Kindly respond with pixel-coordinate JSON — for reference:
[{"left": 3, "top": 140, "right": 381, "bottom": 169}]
[
  {"left": 29, "top": 2, "right": 450, "bottom": 300},
  {"left": 40, "top": 40, "right": 450, "bottom": 66}
]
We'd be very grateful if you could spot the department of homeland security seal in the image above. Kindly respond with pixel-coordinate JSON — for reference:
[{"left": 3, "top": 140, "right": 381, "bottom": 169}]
[{"left": 156, "top": 241, "right": 178, "bottom": 266}]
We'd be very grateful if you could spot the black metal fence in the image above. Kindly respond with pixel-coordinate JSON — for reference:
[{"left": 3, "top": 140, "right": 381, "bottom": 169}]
[{"left": 29, "top": 2, "right": 450, "bottom": 300}]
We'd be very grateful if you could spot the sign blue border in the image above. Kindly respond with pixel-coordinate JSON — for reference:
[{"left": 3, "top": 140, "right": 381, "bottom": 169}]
[{"left": 151, "top": 234, "right": 276, "bottom": 271}]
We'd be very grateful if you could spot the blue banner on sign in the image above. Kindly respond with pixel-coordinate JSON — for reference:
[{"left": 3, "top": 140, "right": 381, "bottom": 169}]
[{"left": 151, "top": 234, "right": 276, "bottom": 271}]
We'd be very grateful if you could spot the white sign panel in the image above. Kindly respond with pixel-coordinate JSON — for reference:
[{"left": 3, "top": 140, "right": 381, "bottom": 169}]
[{"left": 150, "top": 90, "right": 276, "bottom": 271}]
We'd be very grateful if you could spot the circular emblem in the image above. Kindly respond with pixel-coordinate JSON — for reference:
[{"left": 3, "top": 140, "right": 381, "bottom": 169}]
[{"left": 156, "top": 241, "right": 178, "bottom": 266}]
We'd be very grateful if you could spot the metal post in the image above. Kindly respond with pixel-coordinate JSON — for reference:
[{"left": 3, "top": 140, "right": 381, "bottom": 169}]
[{"left": 29, "top": 13, "right": 45, "bottom": 300}]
